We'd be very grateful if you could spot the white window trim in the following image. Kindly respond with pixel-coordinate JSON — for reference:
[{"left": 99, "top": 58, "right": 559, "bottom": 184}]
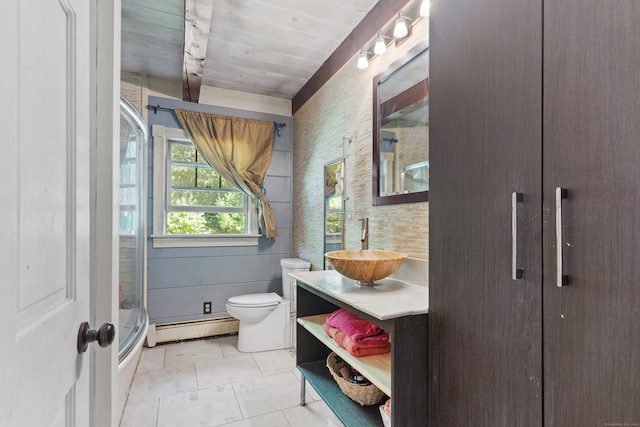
[{"left": 151, "top": 125, "right": 260, "bottom": 248}]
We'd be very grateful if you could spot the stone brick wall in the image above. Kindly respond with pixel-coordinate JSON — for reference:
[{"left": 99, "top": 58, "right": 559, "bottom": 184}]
[
  {"left": 121, "top": 72, "right": 144, "bottom": 112},
  {"left": 292, "top": 19, "right": 429, "bottom": 270}
]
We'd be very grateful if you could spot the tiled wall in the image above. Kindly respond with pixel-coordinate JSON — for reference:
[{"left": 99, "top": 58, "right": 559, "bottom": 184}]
[{"left": 292, "top": 18, "right": 429, "bottom": 270}]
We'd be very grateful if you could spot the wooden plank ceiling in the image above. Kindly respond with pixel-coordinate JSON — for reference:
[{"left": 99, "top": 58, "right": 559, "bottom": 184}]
[
  {"left": 122, "top": 0, "right": 185, "bottom": 81},
  {"left": 122, "top": 0, "right": 381, "bottom": 102}
]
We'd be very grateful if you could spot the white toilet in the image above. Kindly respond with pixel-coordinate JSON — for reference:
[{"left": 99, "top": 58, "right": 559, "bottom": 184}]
[{"left": 225, "top": 258, "right": 311, "bottom": 352}]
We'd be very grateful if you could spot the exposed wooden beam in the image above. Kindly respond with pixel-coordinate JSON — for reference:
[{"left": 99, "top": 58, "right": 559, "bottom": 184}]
[
  {"left": 183, "top": 0, "right": 214, "bottom": 103},
  {"left": 292, "top": 0, "right": 410, "bottom": 114}
]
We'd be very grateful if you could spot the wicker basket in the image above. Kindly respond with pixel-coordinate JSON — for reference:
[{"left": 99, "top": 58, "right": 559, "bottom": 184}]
[{"left": 326, "top": 352, "right": 386, "bottom": 406}]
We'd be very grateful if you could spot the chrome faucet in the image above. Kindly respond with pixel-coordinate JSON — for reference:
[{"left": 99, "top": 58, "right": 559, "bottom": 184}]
[{"left": 359, "top": 218, "right": 369, "bottom": 250}]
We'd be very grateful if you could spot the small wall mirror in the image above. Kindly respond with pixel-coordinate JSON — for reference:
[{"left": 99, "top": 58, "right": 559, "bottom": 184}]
[
  {"left": 373, "top": 42, "right": 429, "bottom": 205},
  {"left": 324, "top": 158, "right": 345, "bottom": 269}
]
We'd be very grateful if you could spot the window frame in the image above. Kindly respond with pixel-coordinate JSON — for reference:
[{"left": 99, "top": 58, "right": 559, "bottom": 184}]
[{"left": 151, "top": 125, "right": 260, "bottom": 248}]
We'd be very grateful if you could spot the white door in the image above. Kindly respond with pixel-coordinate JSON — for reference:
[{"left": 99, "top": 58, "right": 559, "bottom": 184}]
[{"left": 0, "top": 0, "right": 115, "bottom": 426}]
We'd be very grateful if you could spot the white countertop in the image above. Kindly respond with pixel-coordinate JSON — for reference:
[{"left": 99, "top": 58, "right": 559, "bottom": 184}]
[{"left": 289, "top": 270, "right": 429, "bottom": 320}]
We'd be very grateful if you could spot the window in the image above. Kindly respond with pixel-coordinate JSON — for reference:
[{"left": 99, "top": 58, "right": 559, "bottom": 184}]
[
  {"left": 152, "top": 125, "right": 259, "bottom": 248},
  {"left": 325, "top": 195, "right": 344, "bottom": 234},
  {"left": 167, "top": 141, "right": 247, "bottom": 234}
]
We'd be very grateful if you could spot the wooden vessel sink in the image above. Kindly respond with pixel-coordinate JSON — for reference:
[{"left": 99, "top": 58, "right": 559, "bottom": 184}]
[{"left": 325, "top": 250, "right": 408, "bottom": 286}]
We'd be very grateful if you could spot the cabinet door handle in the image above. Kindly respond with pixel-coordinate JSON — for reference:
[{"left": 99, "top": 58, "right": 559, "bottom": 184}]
[
  {"left": 556, "top": 187, "right": 569, "bottom": 287},
  {"left": 512, "top": 192, "right": 524, "bottom": 280}
]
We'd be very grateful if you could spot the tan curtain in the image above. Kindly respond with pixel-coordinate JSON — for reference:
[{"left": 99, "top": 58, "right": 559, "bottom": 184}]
[{"left": 175, "top": 109, "right": 279, "bottom": 238}]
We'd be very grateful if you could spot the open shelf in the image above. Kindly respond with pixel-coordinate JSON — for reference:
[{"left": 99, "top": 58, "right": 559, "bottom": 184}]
[
  {"left": 297, "top": 314, "right": 392, "bottom": 395},
  {"left": 295, "top": 281, "right": 427, "bottom": 426},
  {"left": 298, "top": 361, "right": 385, "bottom": 427}
]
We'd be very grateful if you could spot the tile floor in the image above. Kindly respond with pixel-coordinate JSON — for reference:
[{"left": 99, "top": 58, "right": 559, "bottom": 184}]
[{"left": 120, "top": 335, "right": 345, "bottom": 427}]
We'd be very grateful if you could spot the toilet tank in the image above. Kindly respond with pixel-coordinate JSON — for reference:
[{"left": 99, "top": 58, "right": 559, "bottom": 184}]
[{"left": 280, "top": 258, "right": 311, "bottom": 301}]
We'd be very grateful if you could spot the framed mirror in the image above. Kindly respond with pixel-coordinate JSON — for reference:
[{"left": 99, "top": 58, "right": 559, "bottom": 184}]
[
  {"left": 324, "top": 158, "right": 345, "bottom": 269},
  {"left": 373, "top": 42, "right": 429, "bottom": 206}
]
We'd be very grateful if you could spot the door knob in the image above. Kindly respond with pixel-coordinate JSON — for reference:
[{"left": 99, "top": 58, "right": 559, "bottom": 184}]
[{"left": 77, "top": 321, "right": 115, "bottom": 354}]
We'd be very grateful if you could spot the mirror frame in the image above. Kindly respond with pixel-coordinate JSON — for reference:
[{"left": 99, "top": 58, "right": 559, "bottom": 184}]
[{"left": 372, "top": 41, "right": 429, "bottom": 206}]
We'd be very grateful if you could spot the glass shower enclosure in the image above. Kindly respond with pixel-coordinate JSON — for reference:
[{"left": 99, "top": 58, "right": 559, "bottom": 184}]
[{"left": 118, "top": 95, "right": 148, "bottom": 361}]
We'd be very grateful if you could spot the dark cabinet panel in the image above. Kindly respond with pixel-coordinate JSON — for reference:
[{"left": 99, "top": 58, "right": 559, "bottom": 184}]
[
  {"left": 543, "top": 1, "right": 640, "bottom": 425},
  {"left": 428, "top": 0, "right": 543, "bottom": 425},
  {"left": 431, "top": 0, "right": 640, "bottom": 424}
]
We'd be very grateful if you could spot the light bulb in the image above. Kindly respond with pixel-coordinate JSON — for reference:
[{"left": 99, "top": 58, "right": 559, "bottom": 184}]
[
  {"left": 420, "top": 0, "right": 430, "bottom": 17},
  {"left": 357, "top": 50, "right": 368, "bottom": 69},
  {"left": 374, "top": 33, "right": 387, "bottom": 55},
  {"left": 393, "top": 12, "right": 409, "bottom": 38}
]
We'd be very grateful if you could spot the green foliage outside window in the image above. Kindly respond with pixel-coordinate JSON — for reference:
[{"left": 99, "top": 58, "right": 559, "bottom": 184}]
[
  {"left": 326, "top": 213, "right": 343, "bottom": 234},
  {"left": 166, "top": 212, "right": 246, "bottom": 234},
  {"left": 327, "top": 195, "right": 343, "bottom": 211},
  {"left": 325, "top": 194, "right": 343, "bottom": 234},
  {"left": 171, "top": 188, "right": 243, "bottom": 208},
  {"left": 166, "top": 212, "right": 207, "bottom": 234},
  {"left": 203, "top": 212, "right": 245, "bottom": 234},
  {"left": 172, "top": 143, "right": 208, "bottom": 164},
  {"left": 167, "top": 142, "right": 248, "bottom": 235}
]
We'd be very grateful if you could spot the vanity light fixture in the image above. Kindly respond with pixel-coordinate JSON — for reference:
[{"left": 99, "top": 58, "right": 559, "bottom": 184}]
[
  {"left": 420, "top": 0, "right": 430, "bottom": 17},
  {"left": 374, "top": 32, "right": 387, "bottom": 55},
  {"left": 393, "top": 11, "right": 409, "bottom": 39},
  {"left": 357, "top": 48, "right": 369, "bottom": 69}
]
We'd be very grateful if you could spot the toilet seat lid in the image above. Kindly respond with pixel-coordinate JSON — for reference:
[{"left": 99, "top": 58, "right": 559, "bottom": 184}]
[
  {"left": 280, "top": 258, "right": 311, "bottom": 269},
  {"left": 227, "top": 292, "right": 281, "bottom": 307}
]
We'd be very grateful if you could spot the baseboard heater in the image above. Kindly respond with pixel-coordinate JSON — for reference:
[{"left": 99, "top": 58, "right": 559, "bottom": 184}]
[{"left": 146, "top": 317, "right": 239, "bottom": 346}]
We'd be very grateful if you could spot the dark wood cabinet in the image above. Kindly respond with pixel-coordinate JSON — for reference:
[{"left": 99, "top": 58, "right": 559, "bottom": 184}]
[{"left": 429, "top": 0, "right": 640, "bottom": 425}]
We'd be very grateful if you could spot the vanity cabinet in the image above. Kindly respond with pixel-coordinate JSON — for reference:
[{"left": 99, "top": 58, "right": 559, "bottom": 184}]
[
  {"left": 293, "top": 274, "right": 428, "bottom": 427},
  {"left": 429, "top": 0, "right": 640, "bottom": 425}
]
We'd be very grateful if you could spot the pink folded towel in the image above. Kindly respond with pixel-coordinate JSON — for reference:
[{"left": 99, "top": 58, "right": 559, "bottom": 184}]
[
  {"left": 323, "top": 323, "right": 390, "bottom": 357},
  {"left": 325, "top": 309, "right": 389, "bottom": 345}
]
